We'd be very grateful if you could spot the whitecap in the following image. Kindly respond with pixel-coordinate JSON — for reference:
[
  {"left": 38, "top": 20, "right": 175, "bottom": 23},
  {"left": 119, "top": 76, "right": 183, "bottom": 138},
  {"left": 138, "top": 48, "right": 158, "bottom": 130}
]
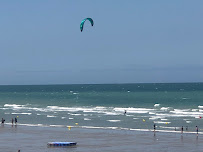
[
  {"left": 84, "top": 118, "right": 91, "bottom": 121},
  {"left": 12, "top": 112, "right": 32, "bottom": 115},
  {"left": 160, "top": 107, "right": 171, "bottom": 111},
  {"left": 182, "top": 98, "right": 189, "bottom": 100},
  {"left": 154, "top": 104, "right": 160, "bottom": 107},
  {"left": 149, "top": 112, "right": 156, "bottom": 115},
  {"left": 154, "top": 121, "right": 171, "bottom": 124},
  {"left": 47, "top": 115, "right": 56, "bottom": 117},
  {"left": 161, "top": 119, "right": 168, "bottom": 121},
  {"left": 198, "top": 106, "right": 203, "bottom": 109},
  {"left": 107, "top": 120, "right": 121, "bottom": 122},
  {"left": 70, "top": 113, "right": 81, "bottom": 116},
  {"left": 126, "top": 114, "right": 134, "bottom": 117},
  {"left": 114, "top": 107, "right": 154, "bottom": 114}
]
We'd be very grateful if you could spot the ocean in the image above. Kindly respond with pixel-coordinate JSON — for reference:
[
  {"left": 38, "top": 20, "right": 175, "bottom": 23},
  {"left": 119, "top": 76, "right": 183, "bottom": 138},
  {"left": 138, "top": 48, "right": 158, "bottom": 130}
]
[{"left": 0, "top": 83, "right": 203, "bottom": 132}]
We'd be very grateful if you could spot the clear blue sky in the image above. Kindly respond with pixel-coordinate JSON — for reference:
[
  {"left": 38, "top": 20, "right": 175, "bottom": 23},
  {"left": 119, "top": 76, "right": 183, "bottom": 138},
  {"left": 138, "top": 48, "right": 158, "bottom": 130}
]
[{"left": 0, "top": 0, "right": 203, "bottom": 85}]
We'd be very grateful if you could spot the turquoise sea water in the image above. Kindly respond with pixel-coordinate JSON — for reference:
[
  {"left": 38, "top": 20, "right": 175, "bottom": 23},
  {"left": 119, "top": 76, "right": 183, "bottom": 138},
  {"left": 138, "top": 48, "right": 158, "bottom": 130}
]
[{"left": 0, "top": 83, "right": 203, "bottom": 132}]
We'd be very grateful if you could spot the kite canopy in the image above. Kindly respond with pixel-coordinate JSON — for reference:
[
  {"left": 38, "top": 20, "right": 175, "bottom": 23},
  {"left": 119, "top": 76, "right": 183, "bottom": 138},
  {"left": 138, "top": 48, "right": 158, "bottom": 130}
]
[{"left": 80, "top": 18, "right": 94, "bottom": 32}]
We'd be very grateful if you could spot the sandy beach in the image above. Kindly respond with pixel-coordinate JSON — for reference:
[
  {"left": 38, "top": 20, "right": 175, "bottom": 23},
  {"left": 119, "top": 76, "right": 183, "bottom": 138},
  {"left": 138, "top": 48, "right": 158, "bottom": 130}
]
[{"left": 0, "top": 124, "right": 202, "bottom": 152}]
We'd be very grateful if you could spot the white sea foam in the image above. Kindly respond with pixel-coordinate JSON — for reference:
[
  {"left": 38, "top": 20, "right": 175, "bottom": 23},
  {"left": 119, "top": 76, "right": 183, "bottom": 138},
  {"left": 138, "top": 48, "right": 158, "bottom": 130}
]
[
  {"left": 0, "top": 108, "right": 9, "bottom": 110},
  {"left": 198, "top": 106, "right": 203, "bottom": 109},
  {"left": 186, "top": 121, "right": 192, "bottom": 123},
  {"left": 114, "top": 107, "right": 154, "bottom": 114},
  {"left": 73, "top": 93, "right": 79, "bottom": 95},
  {"left": 81, "top": 126, "right": 103, "bottom": 129},
  {"left": 107, "top": 120, "right": 121, "bottom": 122},
  {"left": 149, "top": 117, "right": 160, "bottom": 120},
  {"left": 154, "top": 104, "right": 160, "bottom": 107},
  {"left": 37, "top": 124, "right": 44, "bottom": 126},
  {"left": 182, "top": 98, "right": 189, "bottom": 100},
  {"left": 4, "top": 104, "right": 27, "bottom": 110},
  {"left": 47, "top": 115, "right": 56, "bottom": 117},
  {"left": 70, "top": 113, "right": 82, "bottom": 116},
  {"left": 61, "top": 117, "right": 66, "bottom": 119},
  {"left": 11, "top": 112, "right": 32, "bottom": 115},
  {"left": 126, "top": 114, "right": 134, "bottom": 117},
  {"left": 161, "top": 119, "right": 168, "bottom": 121},
  {"left": 104, "top": 112, "right": 118, "bottom": 115},
  {"left": 95, "top": 106, "right": 106, "bottom": 109},
  {"left": 154, "top": 121, "right": 171, "bottom": 124},
  {"left": 159, "top": 126, "right": 176, "bottom": 129},
  {"left": 84, "top": 118, "right": 91, "bottom": 121},
  {"left": 50, "top": 125, "right": 65, "bottom": 127},
  {"left": 160, "top": 107, "right": 171, "bottom": 111},
  {"left": 69, "top": 118, "right": 74, "bottom": 119},
  {"left": 149, "top": 112, "right": 156, "bottom": 115},
  {"left": 170, "top": 109, "right": 203, "bottom": 118},
  {"left": 4, "top": 104, "right": 25, "bottom": 107}
]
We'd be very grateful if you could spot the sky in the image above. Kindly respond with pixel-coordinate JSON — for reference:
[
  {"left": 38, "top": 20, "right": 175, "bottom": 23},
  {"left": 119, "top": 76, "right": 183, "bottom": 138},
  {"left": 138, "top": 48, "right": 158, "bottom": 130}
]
[{"left": 0, "top": 0, "right": 203, "bottom": 85}]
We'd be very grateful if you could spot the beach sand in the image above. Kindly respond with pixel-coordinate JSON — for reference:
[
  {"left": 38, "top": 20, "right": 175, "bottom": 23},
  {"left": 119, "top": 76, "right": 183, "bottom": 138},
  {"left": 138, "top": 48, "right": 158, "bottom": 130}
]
[{"left": 0, "top": 124, "right": 202, "bottom": 152}]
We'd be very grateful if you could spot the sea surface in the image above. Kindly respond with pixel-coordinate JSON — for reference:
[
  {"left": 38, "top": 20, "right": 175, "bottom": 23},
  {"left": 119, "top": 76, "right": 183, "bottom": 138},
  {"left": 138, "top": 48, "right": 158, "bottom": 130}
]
[{"left": 0, "top": 83, "right": 203, "bottom": 132}]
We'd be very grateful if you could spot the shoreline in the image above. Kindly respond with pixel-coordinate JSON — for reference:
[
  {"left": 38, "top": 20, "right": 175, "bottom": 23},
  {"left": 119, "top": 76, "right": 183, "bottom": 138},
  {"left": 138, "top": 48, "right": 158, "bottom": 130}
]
[{"left": 3, "top": 122, "right": 202, "bottom": 135}]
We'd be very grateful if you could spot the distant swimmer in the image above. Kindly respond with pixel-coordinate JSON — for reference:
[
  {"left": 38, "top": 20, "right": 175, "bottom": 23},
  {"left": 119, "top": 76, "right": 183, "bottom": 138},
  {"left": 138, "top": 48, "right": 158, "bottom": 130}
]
[
  {"left": 196, "top": 126, "right": 198, "bottom": 136},
  {"left": 186, "top": 126, "right": 188, "bottom": 131},
  {"left": 124, "top": 110, "right": 127, "bottom": 115}
]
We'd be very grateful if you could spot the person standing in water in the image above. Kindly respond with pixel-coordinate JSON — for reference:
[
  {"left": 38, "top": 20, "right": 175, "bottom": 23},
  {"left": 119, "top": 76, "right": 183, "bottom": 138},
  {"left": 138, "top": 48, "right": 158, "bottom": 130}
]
[
  {"left": 124, "top": 110, "right": 127, "bottom": 115},
  {"left": 153, "top": 124, "right": 156, "bottom": 132},
  {"left": 196, "top": 126, "right": 198, "bottom": 136},
  {"left": 181, "top": 126, "right": 183, "bottom": 134},
  {"left": 1, "top": 118, "right": 5, "bottom": 124},
  {"left": 15, "top": 117, "right": 17, "bottom": 125}
]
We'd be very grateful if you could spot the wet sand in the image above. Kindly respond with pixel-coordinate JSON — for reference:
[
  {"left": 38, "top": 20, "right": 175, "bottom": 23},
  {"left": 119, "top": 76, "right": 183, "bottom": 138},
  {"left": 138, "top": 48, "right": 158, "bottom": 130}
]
[{"left": 0, "top": 124, "right": 202, "bottom": 152}]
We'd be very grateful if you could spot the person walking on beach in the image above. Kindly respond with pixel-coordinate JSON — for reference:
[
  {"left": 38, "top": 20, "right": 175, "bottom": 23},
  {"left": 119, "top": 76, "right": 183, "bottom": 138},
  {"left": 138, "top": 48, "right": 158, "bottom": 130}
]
[
  {"left": 196, "top": 126, "right": 198, "bottom": 136},
  {"left": 181, "top": 126, "right": 183, "bottom": 134},
  {"left": 15, "top": 117, "right": 17, "bottom": 124}
]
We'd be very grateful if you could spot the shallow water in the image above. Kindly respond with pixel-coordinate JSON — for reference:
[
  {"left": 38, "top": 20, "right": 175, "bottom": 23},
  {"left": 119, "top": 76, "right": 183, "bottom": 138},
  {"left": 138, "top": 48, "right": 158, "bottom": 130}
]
[{"left": 0, "top": 125, "right": 202, "bottom": 152}]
